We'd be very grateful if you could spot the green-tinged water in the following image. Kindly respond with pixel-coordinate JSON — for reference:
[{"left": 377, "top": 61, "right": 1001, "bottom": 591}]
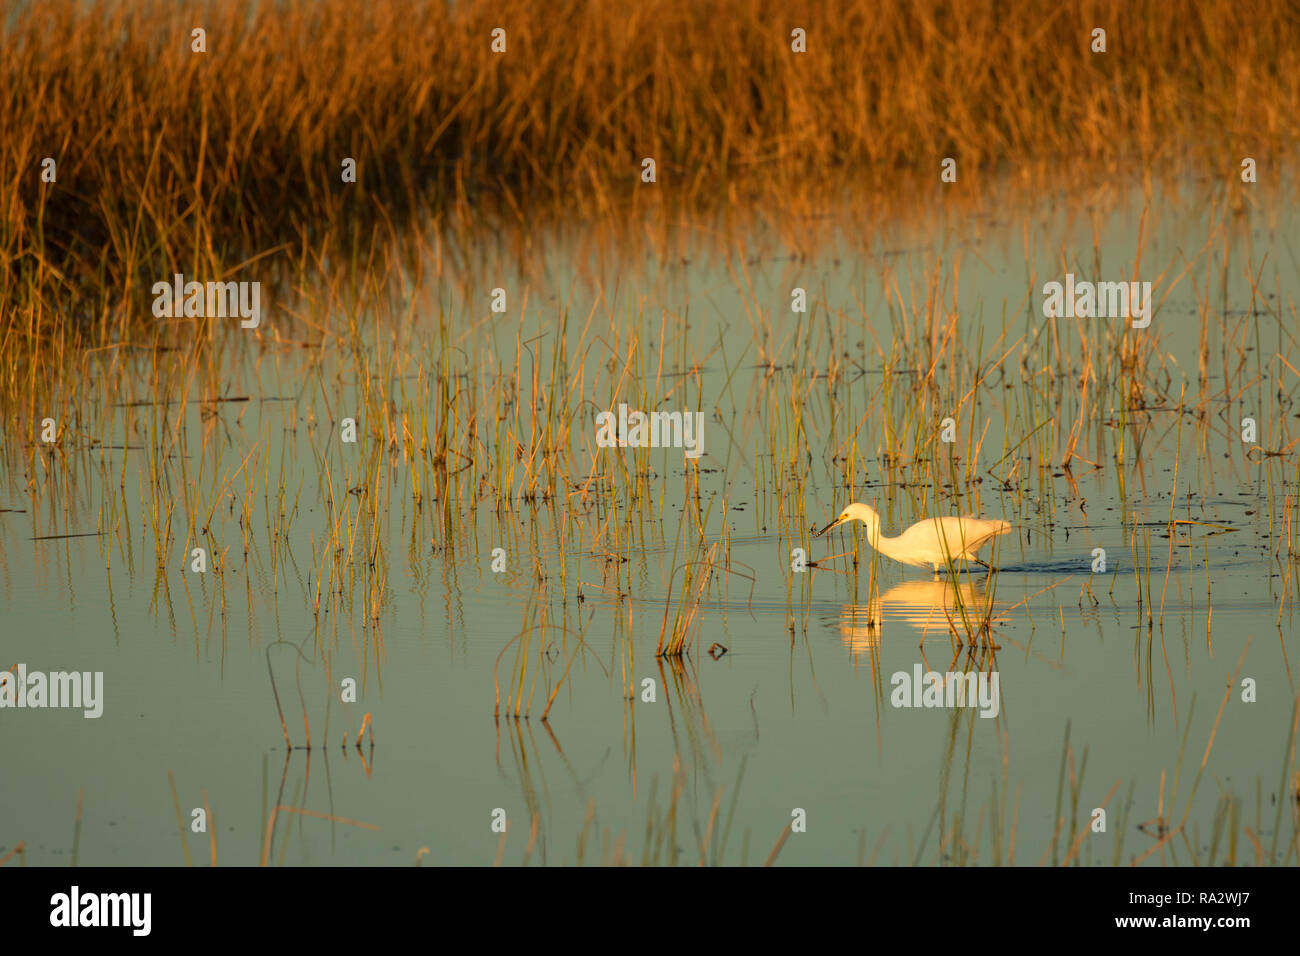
[{"left": 3, "top": 178, "right": 1298, "bottom": 865}]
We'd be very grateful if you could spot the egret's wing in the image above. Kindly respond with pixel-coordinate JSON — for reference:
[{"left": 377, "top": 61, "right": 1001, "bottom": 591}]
[
  {"left": 933, "top": 516, "right": 981, "bottom": 548},
  {"left": 926, "top": 516, "right": 1010, "bottom": 554},
  {"left": 957, "top": 517, "right": 1012, "bottom": 552}
]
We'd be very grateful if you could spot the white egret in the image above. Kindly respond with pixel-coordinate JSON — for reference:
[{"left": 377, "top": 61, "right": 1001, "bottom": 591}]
[{"left": 816, "top": 503, "right": 1011, "bottom": 573}]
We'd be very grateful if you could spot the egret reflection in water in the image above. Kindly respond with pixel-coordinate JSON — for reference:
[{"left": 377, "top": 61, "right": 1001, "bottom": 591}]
[{"left": 837, "top": 579, "right": 996, "bottom": 653}]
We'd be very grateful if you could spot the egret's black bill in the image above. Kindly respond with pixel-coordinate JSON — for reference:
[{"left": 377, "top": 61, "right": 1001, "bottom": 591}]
[{"left": 815, "top": 517, "right": 844, "bottom": 537}]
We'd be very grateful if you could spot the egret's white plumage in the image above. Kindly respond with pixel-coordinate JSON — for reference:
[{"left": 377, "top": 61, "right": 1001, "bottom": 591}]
[{"left": 816, "top": 503, "right": 1011, "bottom": 572}]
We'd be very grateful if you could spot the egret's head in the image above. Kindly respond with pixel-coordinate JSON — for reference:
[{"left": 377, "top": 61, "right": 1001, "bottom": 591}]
[{"left": 816, "top": 502, "right": 878, "bottom": 536}]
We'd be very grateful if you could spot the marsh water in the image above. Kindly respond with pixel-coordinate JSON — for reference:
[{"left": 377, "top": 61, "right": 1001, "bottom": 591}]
[{"left": 3, "top": 176, "right": 1299, "bottom": 865}]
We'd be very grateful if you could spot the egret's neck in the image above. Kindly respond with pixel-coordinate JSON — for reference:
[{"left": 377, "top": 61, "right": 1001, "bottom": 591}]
[
  {"left": 859, "top": 510, "right": 907, "bottom": 563},
  {"left": 860, "top": 511, "right": 884, "bottom": 548}
]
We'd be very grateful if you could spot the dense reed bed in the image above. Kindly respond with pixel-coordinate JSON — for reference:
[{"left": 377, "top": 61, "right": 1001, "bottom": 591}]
[{"left": 3, "top": 0, "right": 1300, "bottom": 357}]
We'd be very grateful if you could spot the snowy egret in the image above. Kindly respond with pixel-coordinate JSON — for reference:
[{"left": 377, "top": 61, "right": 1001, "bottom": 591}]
[{"left": 816, "top": 503, "right": 1011, "bottom": 573}]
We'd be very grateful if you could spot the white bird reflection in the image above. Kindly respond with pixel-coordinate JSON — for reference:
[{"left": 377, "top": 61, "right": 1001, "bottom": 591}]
[{"left": 838, "top": 579, "right": 994, "bottom": 654}]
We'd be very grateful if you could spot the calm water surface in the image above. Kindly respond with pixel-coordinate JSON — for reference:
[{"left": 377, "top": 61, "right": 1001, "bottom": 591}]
[{"left": 3, "top": 178, "right": 1298, "bottom": 865}]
